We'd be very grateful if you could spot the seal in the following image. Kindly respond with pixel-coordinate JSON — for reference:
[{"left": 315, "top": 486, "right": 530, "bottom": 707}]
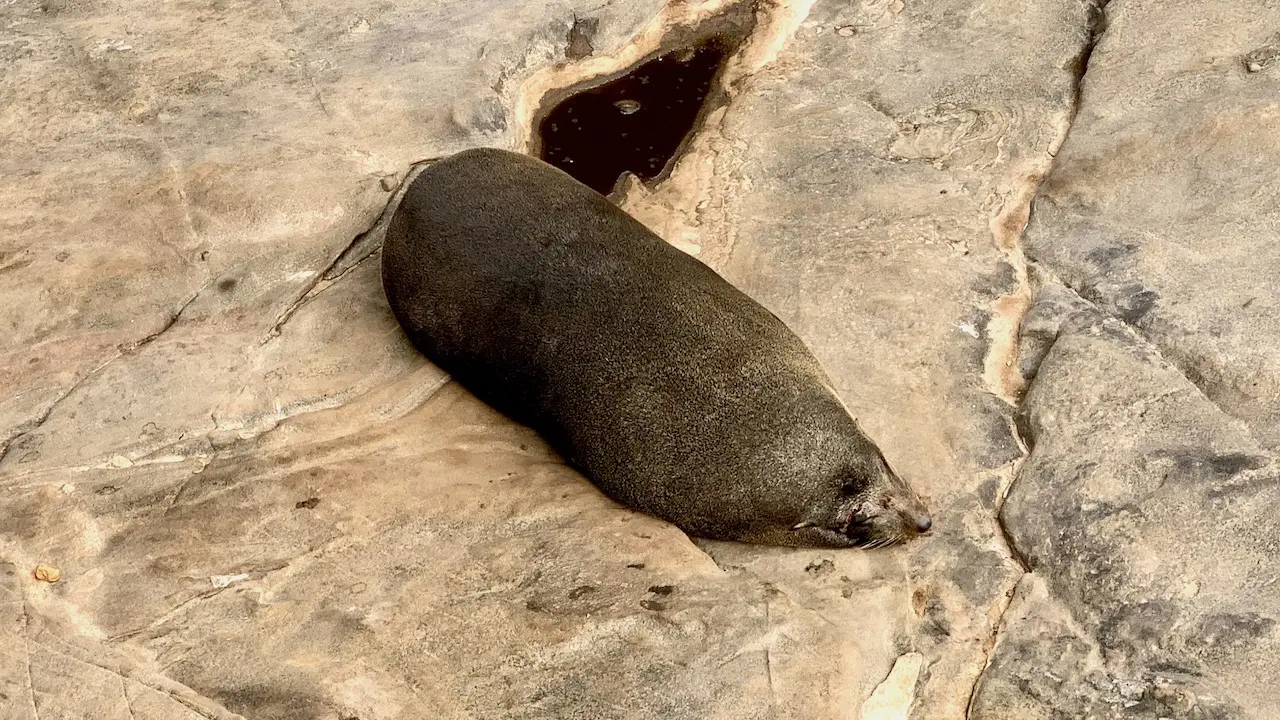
[{"left": 381, "top": 148, "right": 932, "bottom": 548}]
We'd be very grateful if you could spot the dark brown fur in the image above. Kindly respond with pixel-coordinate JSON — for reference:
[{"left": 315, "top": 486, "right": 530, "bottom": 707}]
[{"left": 381, "top": 148, "right": 930, "bottom": 547}]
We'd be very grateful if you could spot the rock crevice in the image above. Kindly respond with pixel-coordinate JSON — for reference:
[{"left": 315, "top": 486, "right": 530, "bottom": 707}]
[{"left": 4, "top": 0, "right": 1278, "bottom": 717}]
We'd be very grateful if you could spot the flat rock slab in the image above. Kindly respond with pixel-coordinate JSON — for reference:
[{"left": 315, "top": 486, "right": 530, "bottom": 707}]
[
  {"left": 976, "top": 300, "right": 1280, "bottom": 718},
  {"left": 2, "top": 0, "right": 1278, "bottom": 718},
  {"left": 1023, "top": 0, "right": 1280, "bottom": 449},
  {"left": 974, "top": 1, "right": 1280, "bottom": 717}
]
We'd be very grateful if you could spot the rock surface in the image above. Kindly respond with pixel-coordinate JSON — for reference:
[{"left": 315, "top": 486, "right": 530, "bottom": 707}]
[
  {"left": 1, "top": 0, "right": 1276, "bottom": 719},
  {"left": 1022, "top": 0, "right": 1280, "bottom": 451},
  {"left": 971, "top": 1, "right": 1280, "bottom": 717}
]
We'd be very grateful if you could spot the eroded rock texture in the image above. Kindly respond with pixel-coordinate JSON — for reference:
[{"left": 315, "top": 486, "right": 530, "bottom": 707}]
[
  {"left": 1, "top": 0, "right": 1276, "bottom": 718},
  {"left": 971, "top": 1, "right": 1280, "bottom": 717}
]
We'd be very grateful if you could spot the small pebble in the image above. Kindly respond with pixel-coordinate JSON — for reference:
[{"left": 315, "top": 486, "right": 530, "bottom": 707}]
[{"left": 34, "top": 565, "right": 61, "bottom": 583}]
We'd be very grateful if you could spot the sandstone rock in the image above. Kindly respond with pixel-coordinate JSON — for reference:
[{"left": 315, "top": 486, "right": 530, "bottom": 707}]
[
  {"left": 1024, "top": 0, "right": 1280, "bottom": 450},
  {"left": 3, "top": 0, "right": 1278, "bottom": 717},
  {"left": 971, "top": 1, "right": 1280, "bottom": 715},
  {"left": 975, "top": 300, "right": 1279, "bottom": 718}
]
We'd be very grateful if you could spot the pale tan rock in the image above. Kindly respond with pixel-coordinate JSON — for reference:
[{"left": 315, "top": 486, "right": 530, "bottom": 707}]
[
  {"left": 862, "top": 652, "right": 924, "bottom": 720},
  {"left": 3, "top": 0, "right": 1277, "bottom": 717}
]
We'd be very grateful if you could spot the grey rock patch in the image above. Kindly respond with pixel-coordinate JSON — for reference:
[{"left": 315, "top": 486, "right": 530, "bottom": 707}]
[
  {"left": 985, "top": 309, "right": 1280, "bottom": 717},
  {"left": 1025, "top": 0, "right": 1280, "bottom": 448}
]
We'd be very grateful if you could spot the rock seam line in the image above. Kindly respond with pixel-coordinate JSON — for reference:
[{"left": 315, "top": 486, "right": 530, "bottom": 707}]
[
  {"left": 23, "top": 600, "right": 40, "bottom": 720},
  {"left": 965, "top": 1, "right": 1112, "bottom": 716},
  {"left": 1049, "top": 276, "right": 1264, "bottom": 445},
  {"left": 120, "top": 673, "right": 139, "bottom": 720},
  {"left": 259, "top": 155, "right": 441, "bottom": 345},
  {"left": 0, "top": 283, "right": 209, "bottom": 467},
  {"left": 961, "top": 574, "right": 1024, "bottom": 718}
]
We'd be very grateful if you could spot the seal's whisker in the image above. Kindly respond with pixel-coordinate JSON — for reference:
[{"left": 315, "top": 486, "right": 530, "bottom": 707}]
[{"left": 864, "top": 533, "right": 905, "bottom": 550}]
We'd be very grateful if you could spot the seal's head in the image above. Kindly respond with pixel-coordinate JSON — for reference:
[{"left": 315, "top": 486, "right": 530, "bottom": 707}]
[{"left": 783, "top": 429, "right": 933, "bottom": 549}]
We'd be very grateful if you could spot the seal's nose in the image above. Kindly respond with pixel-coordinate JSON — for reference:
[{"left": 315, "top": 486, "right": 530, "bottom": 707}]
[{"left": 914, "top": 513, "right": 932, "bottom": 534}]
